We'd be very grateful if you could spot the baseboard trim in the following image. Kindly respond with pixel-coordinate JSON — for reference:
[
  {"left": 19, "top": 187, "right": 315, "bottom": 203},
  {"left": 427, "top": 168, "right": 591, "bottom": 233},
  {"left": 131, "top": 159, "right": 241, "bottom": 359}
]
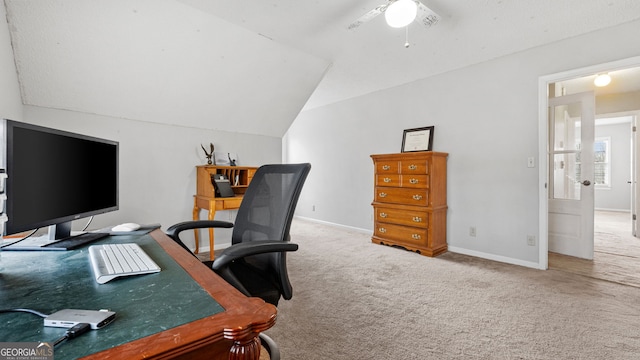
[
  {"left": 199, "top": 217, "right": 370, "bottom": 253},
  {"left": 194, "top": 243, "right": 231, "bottom": 253},
  {"left": 294, "top": 217, "right": 544, "bottom": 269},
  {"left": 595, "top": 208, "right": 631, "bottom": 213},
  {"left": 294, "top": 216, "right": 371, "bottom": 234},
  {"left": 448, "top": 246, "right": 542, "bottom": 270}
]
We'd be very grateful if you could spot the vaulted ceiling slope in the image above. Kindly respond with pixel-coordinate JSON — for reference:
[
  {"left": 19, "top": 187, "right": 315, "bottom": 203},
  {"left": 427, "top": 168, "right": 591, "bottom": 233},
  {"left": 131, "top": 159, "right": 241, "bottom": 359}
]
[
  {"left": 4, "top": 0, "right": 329, "bottom": 137},
  {"left": 5, "top": 1, "right": 640, "bottom": 136}
]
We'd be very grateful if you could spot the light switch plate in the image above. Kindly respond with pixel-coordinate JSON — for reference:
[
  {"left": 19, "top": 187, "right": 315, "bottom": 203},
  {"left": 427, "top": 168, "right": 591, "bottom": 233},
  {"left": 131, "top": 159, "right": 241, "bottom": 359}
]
[{"left": 527, "top": 157, "right": 535, "bottom": 168}]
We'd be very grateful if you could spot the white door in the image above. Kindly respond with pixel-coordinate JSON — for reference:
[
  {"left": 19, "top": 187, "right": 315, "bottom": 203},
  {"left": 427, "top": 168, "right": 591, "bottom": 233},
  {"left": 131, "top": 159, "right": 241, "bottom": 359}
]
[{"left": 548, "top": 92, "right": 595, "bottom": 259}]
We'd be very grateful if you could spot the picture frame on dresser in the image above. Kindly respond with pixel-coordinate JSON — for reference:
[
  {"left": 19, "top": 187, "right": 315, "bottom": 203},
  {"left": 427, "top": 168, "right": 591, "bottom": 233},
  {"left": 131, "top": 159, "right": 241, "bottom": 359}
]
[{"left": 401, "top": 126, "right": 434, "bottom": 152}]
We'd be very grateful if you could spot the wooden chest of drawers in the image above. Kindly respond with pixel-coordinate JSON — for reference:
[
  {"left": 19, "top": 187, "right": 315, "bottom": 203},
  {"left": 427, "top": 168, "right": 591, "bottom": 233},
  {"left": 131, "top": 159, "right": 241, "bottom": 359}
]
[{"left": 370, "top": 152, "right": 448, "bottom": 257}]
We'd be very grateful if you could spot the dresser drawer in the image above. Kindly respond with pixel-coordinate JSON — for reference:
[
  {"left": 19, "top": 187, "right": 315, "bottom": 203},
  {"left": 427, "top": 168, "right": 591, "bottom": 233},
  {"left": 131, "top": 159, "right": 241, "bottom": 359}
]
[
  {"left": 217, "top": 197, "right": 243, "bottom": 210},
  {"left": 374, "top": 223, "right": 428, "bottom": 247},
  {"left": 400, "top": 160, "right": 429, "bottom": 174},
  {"left": 375, "top": 174, "right": 400, "bottom": 187},
  {"left": 375, "top": 206, "right": 428, "bottom": 227},
  {"left": 401, "top": 174, "right": 429, "bottom": 188},
  {"left": 375, "top": 161, "right": 399, "bottom": 174},
  {"left": 374, "top": 187, "right": 429, "bottom": 206}
]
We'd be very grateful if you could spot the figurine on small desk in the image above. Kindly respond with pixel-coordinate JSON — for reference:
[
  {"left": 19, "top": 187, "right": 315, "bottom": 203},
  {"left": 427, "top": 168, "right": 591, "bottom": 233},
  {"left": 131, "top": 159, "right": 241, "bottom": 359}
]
[{"left": 200, "top": 143, "right": 215, "bottom": 165}]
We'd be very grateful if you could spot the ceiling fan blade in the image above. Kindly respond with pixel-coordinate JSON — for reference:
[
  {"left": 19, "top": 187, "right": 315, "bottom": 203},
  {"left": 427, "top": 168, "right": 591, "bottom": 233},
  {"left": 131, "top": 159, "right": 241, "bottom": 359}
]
[
  {"left": 347, "top": 3, "right": 389, "bottom": 30},
  {"left": 415, "top": 2, "right": 440, "bottom": 28}
]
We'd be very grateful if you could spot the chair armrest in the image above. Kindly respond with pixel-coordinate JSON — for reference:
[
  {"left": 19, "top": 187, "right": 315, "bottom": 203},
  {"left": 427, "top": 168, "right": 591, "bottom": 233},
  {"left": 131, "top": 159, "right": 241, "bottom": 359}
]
[
  {"left": 165, "top": 220, "right": 234, "bottom": 239},
  {"left": 211, "top": 241, "right": 298, "bottom": 271}
]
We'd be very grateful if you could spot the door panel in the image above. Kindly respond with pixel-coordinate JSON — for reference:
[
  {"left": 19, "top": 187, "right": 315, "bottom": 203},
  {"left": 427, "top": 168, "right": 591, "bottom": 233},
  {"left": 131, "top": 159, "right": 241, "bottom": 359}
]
[{"left": 548, "top": 92, "right": 595, "bottom": 259}]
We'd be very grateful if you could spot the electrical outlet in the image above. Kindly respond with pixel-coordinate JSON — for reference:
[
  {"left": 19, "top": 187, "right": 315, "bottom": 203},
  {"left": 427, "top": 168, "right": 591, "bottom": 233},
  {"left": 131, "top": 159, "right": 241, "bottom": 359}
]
[
  {"left": 469, "top": 226, "right": 476, "bottom": 237},
  {"left": 527, "top": 235, "right": 536, "bottom": 246},
  {"left": 312, "top": 205, "right": 316, "bottom": 211}
]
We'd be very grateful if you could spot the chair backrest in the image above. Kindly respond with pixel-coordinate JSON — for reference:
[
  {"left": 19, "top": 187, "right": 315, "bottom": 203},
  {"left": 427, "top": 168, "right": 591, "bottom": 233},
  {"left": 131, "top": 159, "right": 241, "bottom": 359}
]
[{"left": 232, "top": 163, "right": 311, "bottom": 299}]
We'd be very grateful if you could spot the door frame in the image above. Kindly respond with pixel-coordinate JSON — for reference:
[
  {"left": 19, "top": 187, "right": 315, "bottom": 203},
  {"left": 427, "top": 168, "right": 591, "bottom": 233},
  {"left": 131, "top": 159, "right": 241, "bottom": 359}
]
[
  {"left": 537, "top": 55, "right": 640, "bottom": 270},
  {"left": 633, "top": 115, "right": 639, "bottom": 237}
]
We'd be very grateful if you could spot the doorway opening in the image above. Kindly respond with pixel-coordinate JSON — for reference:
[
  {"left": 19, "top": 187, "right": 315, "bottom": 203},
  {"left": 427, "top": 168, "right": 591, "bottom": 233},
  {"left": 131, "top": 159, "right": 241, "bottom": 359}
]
[{"left": 537, "top": 56, "right": 640, "bottom": 271}]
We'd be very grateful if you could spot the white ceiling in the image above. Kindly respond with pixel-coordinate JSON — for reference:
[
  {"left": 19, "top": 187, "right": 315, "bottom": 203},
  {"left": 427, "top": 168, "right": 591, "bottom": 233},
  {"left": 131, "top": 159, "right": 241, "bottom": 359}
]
[{"left": 4, "top": 0, "right": 640, "bottom": 136}]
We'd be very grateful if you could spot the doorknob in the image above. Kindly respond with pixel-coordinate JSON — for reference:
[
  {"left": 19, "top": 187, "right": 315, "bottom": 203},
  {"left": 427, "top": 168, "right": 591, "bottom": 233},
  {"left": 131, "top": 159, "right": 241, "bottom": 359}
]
[{"left": 581, "top": 180, "right": 591, "bottom": 186}]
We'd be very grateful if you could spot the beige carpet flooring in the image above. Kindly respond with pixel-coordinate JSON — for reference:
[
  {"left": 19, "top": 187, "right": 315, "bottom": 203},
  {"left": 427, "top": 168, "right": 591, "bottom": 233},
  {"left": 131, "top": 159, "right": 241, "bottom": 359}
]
[
  {"left": 256, "top": 217, "right": 640, "bottom": 359},
  {"left": 549, "top": 210, "right": 640, "bottom": 288}
]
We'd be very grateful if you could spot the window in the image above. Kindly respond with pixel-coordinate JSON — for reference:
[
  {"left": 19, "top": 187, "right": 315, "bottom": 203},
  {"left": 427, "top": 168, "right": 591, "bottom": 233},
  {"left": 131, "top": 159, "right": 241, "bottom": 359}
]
[
  {"left": 574, "top": 137, "right": 611, "bottom": 188},
  {"left": 593, "top": 137, "right": 610, "bottom": 187}
]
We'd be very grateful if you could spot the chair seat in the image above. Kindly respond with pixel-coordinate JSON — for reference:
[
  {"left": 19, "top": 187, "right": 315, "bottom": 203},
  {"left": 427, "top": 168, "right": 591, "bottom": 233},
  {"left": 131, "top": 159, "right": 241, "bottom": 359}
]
[{"left": 229, "top": 260, "right": 282, "bottom": 306}]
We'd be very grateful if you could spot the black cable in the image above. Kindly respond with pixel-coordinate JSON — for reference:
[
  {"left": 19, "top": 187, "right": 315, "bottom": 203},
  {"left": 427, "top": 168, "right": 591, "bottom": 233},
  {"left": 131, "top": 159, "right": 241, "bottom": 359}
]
[
  {"left": 0, "top": 228, "right": 40, "bottom": 248},
  {"left": 52, "top": 323, "right": 91, "bottom": 347},
  {"left": 0, "top": 308, "right": 49, "bottom": 318},
  {"left": 81, "top": 216, "right": 94, "bottom": 231},
  {"left": 1, "top": 309, "right": 92, "bottom": 348}
]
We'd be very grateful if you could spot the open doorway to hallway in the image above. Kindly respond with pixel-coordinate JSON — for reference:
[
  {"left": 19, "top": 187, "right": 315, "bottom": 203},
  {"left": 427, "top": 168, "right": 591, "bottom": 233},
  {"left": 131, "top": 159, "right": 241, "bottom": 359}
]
[
  {"left": 547, "top": 67, "right": 639, "bottom": 279},
  {"left": 539, "top": 56, "right": 640, "bottom": 270}
]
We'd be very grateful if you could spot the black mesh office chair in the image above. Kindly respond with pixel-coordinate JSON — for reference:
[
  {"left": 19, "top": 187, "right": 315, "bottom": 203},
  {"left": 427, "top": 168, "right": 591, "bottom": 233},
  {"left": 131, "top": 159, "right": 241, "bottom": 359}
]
[{"left": 166, "top": 163, "right": 311, "bottom": 360}]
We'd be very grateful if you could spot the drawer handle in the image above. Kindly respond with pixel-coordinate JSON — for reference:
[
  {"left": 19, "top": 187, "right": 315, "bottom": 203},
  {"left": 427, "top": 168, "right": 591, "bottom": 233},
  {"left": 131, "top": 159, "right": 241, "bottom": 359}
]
[
  {"left": 380, "top": 212, "right": 388, "bottom": 218},
  {"left": 383, "top": 177, "right": 392, "bottom": 183},
  {"left": 409, "top": 178, "right": 419, "bottom": 184},
  {"left": 379, "top": 227, "right": 387, "bottom": 233},
  {"left": 412, "top": 194, "right": 423, "bottom": 200},
  {"left": 382, "top": 165, "right": 391, "bottom": 170},
  {"left": 379, "top": 192, "right": 387, "bottom": 198},
  {"left": 412, "top": 216, "right": 422, "bottom": 223},
  {"left": 412, "top": 234, "right": 421, "bottom": 240},
  {"left": 408, "top": 164, "right": 418, "bottom": 170}
]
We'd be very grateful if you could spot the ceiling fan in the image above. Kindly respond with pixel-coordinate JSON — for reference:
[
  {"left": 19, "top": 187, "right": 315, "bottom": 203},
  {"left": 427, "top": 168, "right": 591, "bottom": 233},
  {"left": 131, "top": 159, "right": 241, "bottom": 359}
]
[{"left": 348, "top": 0, "right": 441, "bottom": 30}]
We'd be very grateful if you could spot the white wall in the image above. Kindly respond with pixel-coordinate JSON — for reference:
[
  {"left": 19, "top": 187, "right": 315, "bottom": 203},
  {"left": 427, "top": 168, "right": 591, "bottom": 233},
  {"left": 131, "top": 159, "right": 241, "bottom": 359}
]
[
  {"left": 285, "top": 19, "right": 640, "bottom": 267},
  {"left": 22, "top": 106, "right": 283, "bottom": 250},
  {"left": 0, "top": 2, "right": 22, "bottom": 121},
  {"left": 595, "top": 122, "right": 632, "bottom": 211}
]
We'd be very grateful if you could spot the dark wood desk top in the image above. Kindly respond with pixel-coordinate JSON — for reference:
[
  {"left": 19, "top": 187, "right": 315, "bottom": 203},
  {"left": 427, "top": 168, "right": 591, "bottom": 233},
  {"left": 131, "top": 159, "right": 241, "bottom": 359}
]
[{"left": 0, "top": 229, "right": 276, "bottom": 359}]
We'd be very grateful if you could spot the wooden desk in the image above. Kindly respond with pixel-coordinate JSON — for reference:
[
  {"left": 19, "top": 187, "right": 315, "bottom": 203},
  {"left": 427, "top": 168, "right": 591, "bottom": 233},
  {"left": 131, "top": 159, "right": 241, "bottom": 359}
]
[
  {"left": 0, "top": 230, "right": 276, "bottom": 359},
  {"left": 193, "top": 165, "right": 257, "bottom": 260}
]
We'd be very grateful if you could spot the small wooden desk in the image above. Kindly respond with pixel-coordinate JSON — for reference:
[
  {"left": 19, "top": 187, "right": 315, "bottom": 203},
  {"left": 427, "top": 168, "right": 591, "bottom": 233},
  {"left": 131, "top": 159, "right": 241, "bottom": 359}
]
[
  {"left": 193, "top": 165, "right": 257, "bottom": 260},
  {"left": 0, "top": 230, "right": 276, "bottom": 359}
]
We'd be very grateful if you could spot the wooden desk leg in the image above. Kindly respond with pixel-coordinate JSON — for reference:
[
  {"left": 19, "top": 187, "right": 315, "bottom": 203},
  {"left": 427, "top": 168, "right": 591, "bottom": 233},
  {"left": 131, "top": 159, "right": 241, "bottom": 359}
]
[
  {"left": 192, "top": 197, "right": 200, "bottom": 254},
  {"left": 229, "top": 335, "right": 261, "bottom": 360},
  {"left": 207, "top": 199, "right": 216, "bottom": 261}
]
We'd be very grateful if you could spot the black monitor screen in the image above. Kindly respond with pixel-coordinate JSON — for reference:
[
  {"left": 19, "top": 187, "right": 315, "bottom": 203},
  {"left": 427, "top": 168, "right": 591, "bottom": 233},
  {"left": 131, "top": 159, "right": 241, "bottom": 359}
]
[{"left": 4, "top": 120, "right": 118, "bottom": 236}]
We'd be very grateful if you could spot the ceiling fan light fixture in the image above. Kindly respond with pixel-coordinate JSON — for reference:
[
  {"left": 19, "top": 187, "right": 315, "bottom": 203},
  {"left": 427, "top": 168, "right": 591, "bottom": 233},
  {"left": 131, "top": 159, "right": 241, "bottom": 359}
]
[
  {"left": 594, "top": 73, "right": 611, "bottom": 87},
  {"left": 385, "top": 0, "right": 418, "bottom": 28}
]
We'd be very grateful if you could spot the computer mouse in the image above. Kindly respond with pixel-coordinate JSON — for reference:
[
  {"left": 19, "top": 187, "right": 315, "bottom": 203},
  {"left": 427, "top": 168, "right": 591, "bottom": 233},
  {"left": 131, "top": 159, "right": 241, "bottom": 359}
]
[{"left": 111, "top": 223, "right": 141, "bottom": 232}]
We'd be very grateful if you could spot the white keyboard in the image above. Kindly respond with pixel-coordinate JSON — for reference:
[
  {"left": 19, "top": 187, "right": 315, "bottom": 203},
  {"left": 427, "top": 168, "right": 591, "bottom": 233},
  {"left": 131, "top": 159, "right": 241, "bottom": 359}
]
[{"left": 89, "top": 243, "right": 161, "bottom": 284}]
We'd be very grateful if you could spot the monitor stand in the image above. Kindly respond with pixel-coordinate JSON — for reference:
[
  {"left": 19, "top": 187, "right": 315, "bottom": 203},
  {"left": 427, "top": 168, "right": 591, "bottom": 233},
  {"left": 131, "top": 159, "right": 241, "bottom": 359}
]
[{"left": 47, "top": 221, "right": 72, "bottom": 241}]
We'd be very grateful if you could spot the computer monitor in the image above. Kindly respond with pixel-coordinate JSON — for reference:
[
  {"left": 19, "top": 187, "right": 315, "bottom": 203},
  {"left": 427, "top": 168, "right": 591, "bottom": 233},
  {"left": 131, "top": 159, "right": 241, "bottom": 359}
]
[{"left": 1, "top": 119, "right": 119, "bottom": 240}]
